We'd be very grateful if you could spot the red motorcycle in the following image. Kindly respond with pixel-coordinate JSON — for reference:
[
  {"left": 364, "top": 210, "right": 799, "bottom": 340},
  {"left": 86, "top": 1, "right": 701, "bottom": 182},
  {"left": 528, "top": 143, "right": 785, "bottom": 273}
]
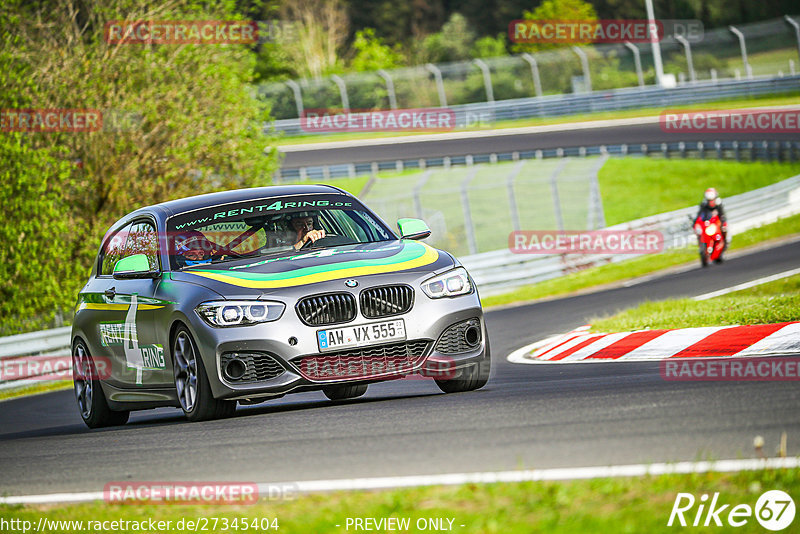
[{"left": 693, "top": 213, "right": 726, "bottom": 267}]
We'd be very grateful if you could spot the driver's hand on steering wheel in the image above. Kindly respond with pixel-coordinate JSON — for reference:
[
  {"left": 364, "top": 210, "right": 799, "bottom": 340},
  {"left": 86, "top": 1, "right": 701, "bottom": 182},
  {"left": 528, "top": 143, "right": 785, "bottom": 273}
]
[{"left": 295, "top": 229, "right": 326, "bottom": 251}]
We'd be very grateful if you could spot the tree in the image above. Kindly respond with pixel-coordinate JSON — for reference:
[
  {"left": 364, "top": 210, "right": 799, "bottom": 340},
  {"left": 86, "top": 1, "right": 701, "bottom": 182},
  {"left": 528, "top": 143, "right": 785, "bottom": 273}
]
[
  {"left": 278, "top": 0, "right": 349, "bottom": 78},
  {"left": 349, "top": 28, "right": 404, "bottom": 72},
  {"left": 512, "top": 0, "right": 599, "bottom": 53},
  {"left": 471, "top": 34, "right": 508, "bottom": 58},
  {"left": 417, "top": 13, "right": 476, "bottom": 63},
  {"left": 1, "top": 0, "right": 279, "bottom": 333}
]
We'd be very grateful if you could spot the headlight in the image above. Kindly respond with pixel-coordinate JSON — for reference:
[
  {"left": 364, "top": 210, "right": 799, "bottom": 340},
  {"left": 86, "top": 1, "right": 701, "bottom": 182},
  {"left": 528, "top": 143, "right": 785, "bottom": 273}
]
[
  {"left": 421, "top": 267, "right": 473, "bottom": 298},
  {"left": 196, "top": 300, "right": 285, "bottom": 327}
]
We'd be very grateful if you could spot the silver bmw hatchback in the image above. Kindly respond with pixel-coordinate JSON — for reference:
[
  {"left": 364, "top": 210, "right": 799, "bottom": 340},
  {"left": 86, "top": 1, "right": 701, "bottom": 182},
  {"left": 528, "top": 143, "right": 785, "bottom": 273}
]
[{"left": 71, "top": 184, "right": 490, "bottom": 427}]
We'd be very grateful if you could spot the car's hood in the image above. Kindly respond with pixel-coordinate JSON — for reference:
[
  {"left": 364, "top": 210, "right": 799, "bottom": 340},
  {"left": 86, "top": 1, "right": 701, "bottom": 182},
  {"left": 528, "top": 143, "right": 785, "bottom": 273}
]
[{"left": 169, "top": 240, "right": 453, "bottom": 295}]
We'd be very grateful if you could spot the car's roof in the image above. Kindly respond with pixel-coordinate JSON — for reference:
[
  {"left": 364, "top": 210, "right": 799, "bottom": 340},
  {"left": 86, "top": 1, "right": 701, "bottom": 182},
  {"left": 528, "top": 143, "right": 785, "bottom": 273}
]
[{"left": 130, "top": 184, "right": 351, "bottom": 221}]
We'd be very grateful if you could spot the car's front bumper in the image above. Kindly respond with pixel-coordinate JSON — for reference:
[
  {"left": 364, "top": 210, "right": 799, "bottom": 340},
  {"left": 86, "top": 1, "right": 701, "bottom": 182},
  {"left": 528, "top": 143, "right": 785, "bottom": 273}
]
[{"left": 188, "top": 287, "right": 487, "bottom": 401}]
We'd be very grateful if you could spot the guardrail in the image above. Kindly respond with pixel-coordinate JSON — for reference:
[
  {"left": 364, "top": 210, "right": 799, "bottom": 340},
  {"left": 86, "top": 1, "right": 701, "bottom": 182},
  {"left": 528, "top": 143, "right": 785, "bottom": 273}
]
[
  {"left": 0, "top": 327, "right": 71, "bottom": 390},
  {"left": 275, "top": 139, "right": 800, "bottom": 181},
  {"left": 271, "top": 75, "right": 800, "bottom": 138},
  {"left": 461, "top": 174, "right": 800, "bottom": 295},
  {"left": 1, "top": 174, "right": 798, "bottom": 388}
]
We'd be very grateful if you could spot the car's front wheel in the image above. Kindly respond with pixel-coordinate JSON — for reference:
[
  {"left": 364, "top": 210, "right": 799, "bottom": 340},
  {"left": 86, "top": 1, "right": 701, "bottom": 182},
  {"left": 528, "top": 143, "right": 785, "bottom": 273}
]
[
  {"left": 73, "top": 340, "right": 129, "bottom": 428},
  {"left": 173, "top": 327, "right": 235, "bottom": 422},
  {"left": 434, "top": 351, "right": 491, "bottom": 394}
]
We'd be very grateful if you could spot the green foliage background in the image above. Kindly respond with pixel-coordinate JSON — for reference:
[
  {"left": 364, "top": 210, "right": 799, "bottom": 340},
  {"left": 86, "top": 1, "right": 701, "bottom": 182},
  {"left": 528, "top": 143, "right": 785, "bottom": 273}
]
[{"left": 0, "top": 0, "right": 280, "bottom": 334}]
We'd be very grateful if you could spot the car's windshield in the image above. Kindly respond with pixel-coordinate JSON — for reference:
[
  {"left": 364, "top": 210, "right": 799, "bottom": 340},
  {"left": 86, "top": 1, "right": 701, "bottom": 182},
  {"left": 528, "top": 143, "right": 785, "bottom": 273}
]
[{"left": 166, "top": 194, "right": 395, "bottom": 269}]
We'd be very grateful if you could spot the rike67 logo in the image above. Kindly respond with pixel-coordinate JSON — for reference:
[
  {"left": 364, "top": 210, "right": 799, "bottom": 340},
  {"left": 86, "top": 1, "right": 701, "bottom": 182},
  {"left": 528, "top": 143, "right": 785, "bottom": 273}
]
[{"left": 668, "top": 490, "right": 795, "bottom": 530}]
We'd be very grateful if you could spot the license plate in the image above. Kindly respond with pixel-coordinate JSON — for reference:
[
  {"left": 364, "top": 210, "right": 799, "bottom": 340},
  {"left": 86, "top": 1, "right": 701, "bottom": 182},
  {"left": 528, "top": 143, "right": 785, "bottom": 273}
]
[{"left": 317, "top": 319, "right": 406, "bottom": 352}]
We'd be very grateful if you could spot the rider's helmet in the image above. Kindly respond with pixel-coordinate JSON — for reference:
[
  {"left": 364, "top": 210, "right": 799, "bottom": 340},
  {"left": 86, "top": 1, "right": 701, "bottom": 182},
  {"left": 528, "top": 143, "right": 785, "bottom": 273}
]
[
  {"left": 703, "top": 187, "right": 721, "bottom": 208},
  {"left": 175, "top": 230, "right": 214, "bottom": 267}
]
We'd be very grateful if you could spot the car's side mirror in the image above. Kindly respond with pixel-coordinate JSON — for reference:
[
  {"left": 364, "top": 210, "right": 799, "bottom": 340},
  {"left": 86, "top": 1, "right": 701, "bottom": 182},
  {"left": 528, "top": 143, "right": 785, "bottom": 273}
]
[
  {"left": 397, "top": 218, "right": 431, "bottom": 240},
  {"left": 113, "top": 254, "right": 160, "bottom": 279}
]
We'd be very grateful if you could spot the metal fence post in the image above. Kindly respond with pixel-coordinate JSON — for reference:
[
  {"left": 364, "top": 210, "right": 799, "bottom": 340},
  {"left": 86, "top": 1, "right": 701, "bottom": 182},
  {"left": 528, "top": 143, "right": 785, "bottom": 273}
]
[
  {"left": 588, "top": 154, "right": 608, "bottom": 229},
  {"left": 377, "top": 69, "right": 398, "bottom": 109},
  {"left": 425, "top": 63, "right": 448, "bottom": 108},
  {"left": 472, "top": 59, "right": 494, "bottom": 103},
  {"left": 460, "top": 168, "right": 480, "bottom": 255},
  {"left": 506, "top": 161, "right": 524, "bottom": 232},
  {"left": 786, "top": 16, "right": 800, "bottom": 64},
  {"left": 572, "top": 47, "right": 592, "bottom": 92},
  {"left": 520, "top": 53, "right": 543, "bottom": 98},
  {"left": 550, "top": 159, "right": 568, "bottom": 231},
  {"left": 675, "top": 35, "right": 696, "bottom": 82},
  {"left": 330, "top": 75, "right": 350, "bottom": 110},
  {"left": 624, "top": 42, "right": 645, "bottom": 87},
  {"left": 729, "top": 26, "right": 753, "bottom": 79},
  {"left": 413, "top": 170, "right": 432, "bottom": 219},
  {"left": 285, "top": 80, "right": 304, "bottom": 118}
]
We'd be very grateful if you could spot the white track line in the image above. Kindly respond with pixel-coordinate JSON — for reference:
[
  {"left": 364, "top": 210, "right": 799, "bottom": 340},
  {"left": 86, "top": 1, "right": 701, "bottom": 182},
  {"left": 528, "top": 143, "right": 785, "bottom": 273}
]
[
  {"left": 2, "top": 458, "right": 798, "bottom": 505},
  {"left": 693, "top": 267, "right": 800, "bottom": 301}
]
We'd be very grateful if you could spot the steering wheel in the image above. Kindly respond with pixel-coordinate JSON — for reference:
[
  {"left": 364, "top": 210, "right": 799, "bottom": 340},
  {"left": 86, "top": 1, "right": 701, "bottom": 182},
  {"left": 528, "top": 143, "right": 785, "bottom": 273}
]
[
  {"left": 211, "top": 249, "right": 258, "bottom": 260},
  {"left": 299, "top": 233, "right": 341, "bottom": 250}
]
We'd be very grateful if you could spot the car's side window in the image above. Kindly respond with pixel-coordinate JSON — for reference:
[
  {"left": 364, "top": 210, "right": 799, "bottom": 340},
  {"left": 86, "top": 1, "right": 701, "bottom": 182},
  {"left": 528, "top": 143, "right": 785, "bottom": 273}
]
[
  {"left": 100, "top": 223, "right": 132, "bottom": 276},
  {"left": 124, "top": 221, "right": 159, "bottom": 271}
]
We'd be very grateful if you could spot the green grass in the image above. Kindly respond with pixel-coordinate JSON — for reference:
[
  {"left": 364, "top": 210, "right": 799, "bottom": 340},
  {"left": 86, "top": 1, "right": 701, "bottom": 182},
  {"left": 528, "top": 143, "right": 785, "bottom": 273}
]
[
  {"left": 275, "top": 92, "right": 800, "bottom": 145},
  {"left": 2, "top": 468, "right": 798, "bottom": 533},
  {"left": 590, "top": 275, "right": 800, "bottom": 332},
  {"left": 481, "top": 212, "right": 800, "bottom": 308},
  {"left": 599, "top": 159, "right": 800, "bottom": 225}
]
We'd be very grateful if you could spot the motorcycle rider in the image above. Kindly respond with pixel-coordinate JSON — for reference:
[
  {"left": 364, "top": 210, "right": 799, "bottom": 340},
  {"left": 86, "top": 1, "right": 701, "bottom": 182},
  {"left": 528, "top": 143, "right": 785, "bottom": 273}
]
[{"left": 694, "top": 187, "right": 728, "bottom": 250}]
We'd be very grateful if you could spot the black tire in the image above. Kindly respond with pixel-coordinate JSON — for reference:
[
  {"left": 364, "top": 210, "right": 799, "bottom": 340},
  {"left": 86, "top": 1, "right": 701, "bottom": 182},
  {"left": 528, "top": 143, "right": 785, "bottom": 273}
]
[
  {"left": 435, "top": 350, "right": 492, "bottom": 394},
  {"left": 699, "top": 248, "right": 709, "bottom": 267},
  {"left": 172, "top": 327, "right": 235, "bottom": 422},
  {"left": 323, "top": 383, "right": 368, "bottom": 401},
  {"left": 73, "top": 341, "right": 129, "bottom": 429}
]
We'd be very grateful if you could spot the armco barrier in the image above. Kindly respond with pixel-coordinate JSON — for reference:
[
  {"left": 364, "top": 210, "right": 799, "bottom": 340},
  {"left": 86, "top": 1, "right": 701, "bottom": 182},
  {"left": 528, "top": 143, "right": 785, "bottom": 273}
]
[
  {"left": 271, "top": 75, "right": 800, "bottom": 137},
  {"left": 1, "top": 174, "right": 799, "bottom": 386},
  {"left": 0, "top": 327, "right": 71, "bottom": 390}
]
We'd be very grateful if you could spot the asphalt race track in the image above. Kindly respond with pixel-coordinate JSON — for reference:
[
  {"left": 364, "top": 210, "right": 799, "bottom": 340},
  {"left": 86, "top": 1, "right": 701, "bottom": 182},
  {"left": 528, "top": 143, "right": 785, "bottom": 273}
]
[
  {"left": 1, "top": 242, "right": 798, "bottom": 497},
  {"left": 279, "top": 122, "right": 799, "bottom": 167}
]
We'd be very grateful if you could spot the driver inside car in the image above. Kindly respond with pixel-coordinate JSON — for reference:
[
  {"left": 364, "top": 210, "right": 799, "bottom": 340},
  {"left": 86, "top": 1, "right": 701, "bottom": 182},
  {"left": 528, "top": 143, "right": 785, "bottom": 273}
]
[
  {"left": 290, "top": 211, "right": 326, "bottom": 251},
  {"left": 175, "top": 230, "right": 217, "bottom": 267}
]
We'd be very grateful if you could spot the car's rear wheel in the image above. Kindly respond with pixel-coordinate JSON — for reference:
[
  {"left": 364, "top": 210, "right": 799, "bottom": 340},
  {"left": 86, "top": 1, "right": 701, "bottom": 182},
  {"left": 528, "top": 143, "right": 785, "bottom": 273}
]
[
  {"left": 173, "top": 327, "right": 235, "bottom": 422},
  {"left": 73, "top": 341, "right": 129, "bottom": 428},
  {"left": 323, "top": 384, "right": 368, "bottom": 400},
  {"left": 435, "top": 351, "right": 491, "bottom": 394}
]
